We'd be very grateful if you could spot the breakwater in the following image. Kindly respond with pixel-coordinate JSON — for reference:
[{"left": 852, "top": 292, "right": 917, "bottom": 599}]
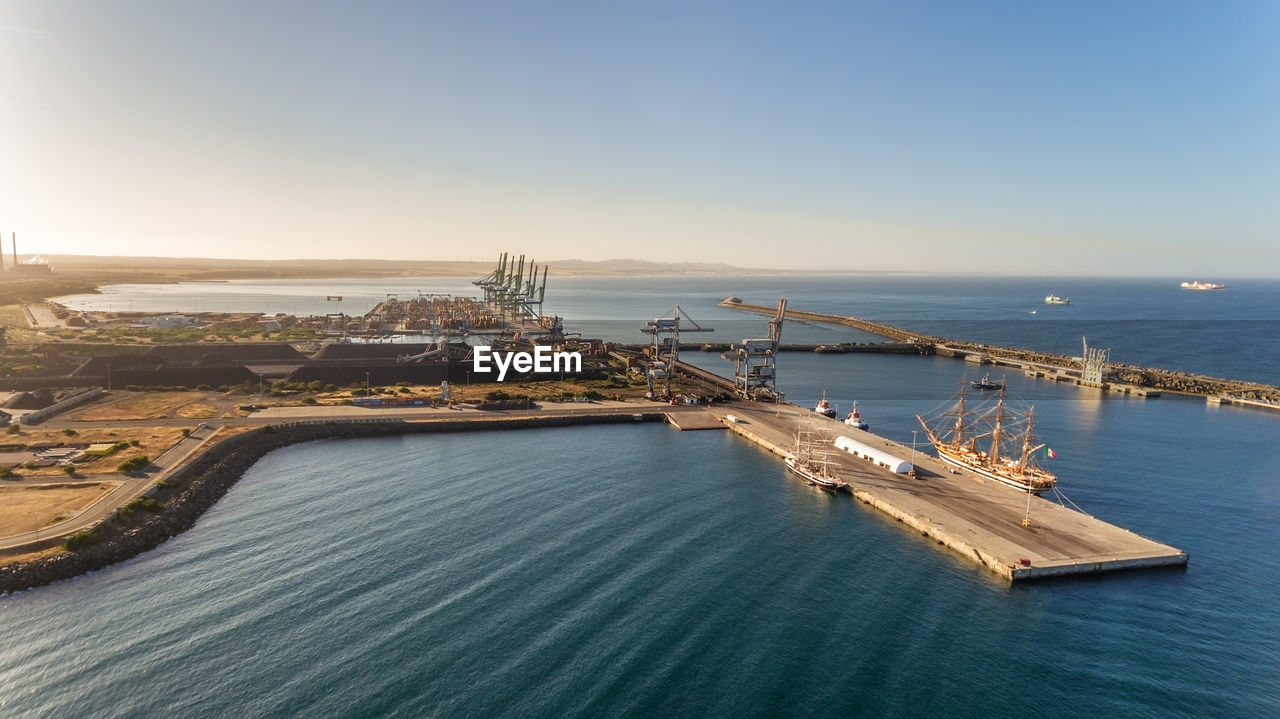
[
  {"left": 721, "top": 300, "right": 1280, "bottom": 401},
  {"left": 613, "top": 342, "right": 924, "bottom": 354},
  {"left": 0, "top": 412, "right": 665, "bottom": 595}
]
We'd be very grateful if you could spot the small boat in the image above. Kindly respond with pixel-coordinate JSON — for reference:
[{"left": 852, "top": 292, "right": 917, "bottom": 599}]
[
  {"left": 1181, "top": 281, "right": 1225, "bottom": 291},
  {"left": 970, "top": 373, "right": 1005, "bottom": 391},
  {"left": 1044, "top": 294, "right": 1070, "bottom": 305},
  {"left": 813, "top": 391, "right": 837, "bottom": 419},
  {"left": 843, "top": 401, "right": 869, "bottom": 430}
]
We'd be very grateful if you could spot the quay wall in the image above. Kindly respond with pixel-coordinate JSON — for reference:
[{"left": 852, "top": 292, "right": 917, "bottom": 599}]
[{"left": 0, "top": 412, "right": 665, "bottom": 595}]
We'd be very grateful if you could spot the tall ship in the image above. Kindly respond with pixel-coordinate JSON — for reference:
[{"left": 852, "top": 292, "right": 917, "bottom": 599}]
[
  {"left": 916, "top": 382, "right": 1057, "bottom": 494},
  {"left": 1181, "top": 281, "right": 1225, "bottom": 291},
  {"left": 785, "top": 417, "right": 848, "bottom": 492}
]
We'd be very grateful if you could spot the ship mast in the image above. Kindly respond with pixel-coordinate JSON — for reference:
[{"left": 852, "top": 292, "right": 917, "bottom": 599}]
[
  {"left": 1017, "top": 407, "right": 1035, "bottom": 472},
  {"left": 989, "top": 387, "right": 1005, "bottom": 464},
  {"left": 953, "top": 378, "right": 967, "bottom": 446}
]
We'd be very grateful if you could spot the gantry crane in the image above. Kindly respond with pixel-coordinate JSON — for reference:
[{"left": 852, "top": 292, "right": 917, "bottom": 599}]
[
  {"left": 725, "top": 298, "right": 786, "bottom": 401},
  {"left": 641, "top": 305, "right": 713, "bottom": 398}
]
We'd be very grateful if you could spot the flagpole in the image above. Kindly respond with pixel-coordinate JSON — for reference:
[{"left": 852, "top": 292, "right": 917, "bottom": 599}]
[{"left": 1022, "top": 481, "right": 1032, "bottom": 528}]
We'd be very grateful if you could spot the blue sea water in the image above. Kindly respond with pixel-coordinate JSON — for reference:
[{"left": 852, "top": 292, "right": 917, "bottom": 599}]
[{"left": 7, "top": 275, "right": 1278, "bottom": 717}]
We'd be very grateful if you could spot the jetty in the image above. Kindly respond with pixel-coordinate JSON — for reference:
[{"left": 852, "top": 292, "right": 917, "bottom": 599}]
[{"left": 713, "top": 403, "right": 1187, "bottom": 581}]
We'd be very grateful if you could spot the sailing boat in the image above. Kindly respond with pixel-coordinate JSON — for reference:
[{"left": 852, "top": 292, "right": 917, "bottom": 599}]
[
  {"left": 785, "top": 416, "right": 848, "bottom": 492},
  {"left": 915, "top": 380, "right": 1057, "bottom": 494}
]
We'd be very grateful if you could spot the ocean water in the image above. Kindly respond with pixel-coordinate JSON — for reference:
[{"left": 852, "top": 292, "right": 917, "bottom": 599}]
[
  {"left": 57, "top": 274, "right": 1280, "bottom": 384},
  {"left": 6, "top": 275, "right": 1278, "bottom": 717}
]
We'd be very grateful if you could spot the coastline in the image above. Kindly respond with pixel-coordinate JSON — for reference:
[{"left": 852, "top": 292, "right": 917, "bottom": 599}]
[{"left": 0, "top": 412, "right": 665, "bottom": 596}]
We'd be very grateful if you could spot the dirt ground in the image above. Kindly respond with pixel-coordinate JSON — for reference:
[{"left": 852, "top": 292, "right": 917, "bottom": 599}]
[
  {"left": 7, "top": 426, "right": 189, "bottom": 478},
  {"left": 0, "top": 482, "right": 121, "bottom": 535},
  {"left": 77, "top": 391, "right": 209, "bottom": 421},
  {"left": 175, "top": 403, "right": 219, "bottom": 419},
  {"left": 0, "top": 304, "right": 28, "bottom": 328}
]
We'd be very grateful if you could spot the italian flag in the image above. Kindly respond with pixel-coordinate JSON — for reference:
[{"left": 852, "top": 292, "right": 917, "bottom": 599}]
[{"left": 1045, "top": 447, "right": 1057, "bottom": 459}]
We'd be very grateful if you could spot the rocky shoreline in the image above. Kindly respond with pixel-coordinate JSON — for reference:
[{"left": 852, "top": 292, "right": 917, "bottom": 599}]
[{"left": 0, "top": 412, "right": 664, "bottom": 595}]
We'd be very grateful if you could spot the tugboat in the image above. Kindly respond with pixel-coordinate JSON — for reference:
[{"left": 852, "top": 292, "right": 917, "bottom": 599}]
[
  {"left": 813, "top": 391, "right": 838, "bottom": 419},
  {"left": 843, "top": 401, "right": 869, "bottom": 430}
]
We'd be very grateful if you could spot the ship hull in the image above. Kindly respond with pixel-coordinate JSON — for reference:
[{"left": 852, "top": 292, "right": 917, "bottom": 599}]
[
  {"left": 934, "top": 448, "right": 1054, "bottom": 494},
  {"left": 785, "top": 457, "right": 846, "bottom": 492}
]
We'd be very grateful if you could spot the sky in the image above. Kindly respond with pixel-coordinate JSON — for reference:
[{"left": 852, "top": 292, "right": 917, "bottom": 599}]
[{"left": 1, "top": 1, "right": 1277, "bottom": 275}]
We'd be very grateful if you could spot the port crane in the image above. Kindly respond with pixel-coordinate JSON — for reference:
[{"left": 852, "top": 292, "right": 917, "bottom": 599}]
[
  {"left": 473, "top": 252, "right": 550, "bottom": 323},
  {"left": 641, "top": 305, "right": 713, "bottom": 399},
  {"left": 725, "top": 298, "right": 786, "bottom": 401}
]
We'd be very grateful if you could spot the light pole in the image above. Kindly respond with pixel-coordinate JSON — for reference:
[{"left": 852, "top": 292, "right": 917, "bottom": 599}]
[
  {"left": 365, "top": 372, "right": 371, "bottom": 397},
  {"left": 258, "top": 372, "right": 264, "bottom": 401},
  {"left": 910, "top": 430, "right": 918, "bottom": 477}
]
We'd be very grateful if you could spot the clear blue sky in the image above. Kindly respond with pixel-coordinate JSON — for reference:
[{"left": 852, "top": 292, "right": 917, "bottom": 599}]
[{"left": 1, "top": 1, "right": 1277, "bottom": 275}]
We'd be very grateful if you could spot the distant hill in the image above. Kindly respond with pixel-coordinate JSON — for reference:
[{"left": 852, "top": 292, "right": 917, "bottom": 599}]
[
  {"left": 549, "top": 258, "right": 756, "bottom": 275},
  {"left": 41, "top": 255, "right": 772, "bottom": 279},
  {"left": 44, "top": 255, "right": 494, "bottom": 279}
]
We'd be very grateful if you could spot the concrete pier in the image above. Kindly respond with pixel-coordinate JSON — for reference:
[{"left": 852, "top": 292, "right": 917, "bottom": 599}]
[
  {"left": 712, "top": 404, "right": 1188, "bottom": 581},
  {"left": 664, "top": 411, "right": 728, "bottom": 431}
]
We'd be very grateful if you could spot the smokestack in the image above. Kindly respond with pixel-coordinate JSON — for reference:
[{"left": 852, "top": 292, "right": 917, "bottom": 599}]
[
  {"left": 0, "top": 232, "right": 5, "bottom": 272},
  {"left": 10, "top": 232, "right": 15, "bottom": 269}
]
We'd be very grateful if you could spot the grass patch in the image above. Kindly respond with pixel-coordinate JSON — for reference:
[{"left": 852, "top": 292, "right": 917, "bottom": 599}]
[
  {"left": 65, "top": 530, "right": 99, "bottom": 550},
  {"left": 176, "top": 403, "right": 218, "bottom": 419}
]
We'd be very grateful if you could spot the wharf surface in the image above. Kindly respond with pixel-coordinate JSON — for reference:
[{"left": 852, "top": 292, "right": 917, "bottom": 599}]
[{"left": 713, "top": 403, "right": 1187, "bottom": 581}]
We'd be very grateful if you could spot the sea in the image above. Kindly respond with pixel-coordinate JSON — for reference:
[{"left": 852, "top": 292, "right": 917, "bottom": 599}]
[{"left": 3, "top": 275, "right": 1277, "bottom": 717}]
